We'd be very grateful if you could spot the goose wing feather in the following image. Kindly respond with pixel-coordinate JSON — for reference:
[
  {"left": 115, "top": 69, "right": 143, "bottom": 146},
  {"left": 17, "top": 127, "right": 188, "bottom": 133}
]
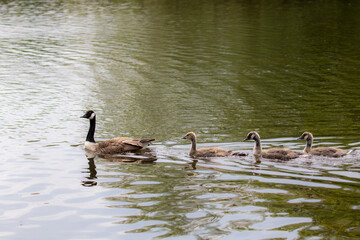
[
  {"left": 262, "top": 148, "right": 301, "bottom": 160},
  {"left": 194, "top": 147, "right": 232, "bottom": 158},
  {"left": 97, "top": 138, "right": 141, "bottom": 154},
  {"left": 108, "top": 137, "right": 134, "bottom": 142},
  {"left": 97, "top": 138, "right": 156, "bottom": 154},
  {"left": 310, "top": 147, "right": 347, "bottom": 157},
  {"left": 122, "top": 138, "right": 156, "bottom": 148}
]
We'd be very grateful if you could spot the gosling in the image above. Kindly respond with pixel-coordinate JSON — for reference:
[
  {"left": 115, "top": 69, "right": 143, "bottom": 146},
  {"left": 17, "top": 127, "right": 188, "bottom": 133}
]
[
  {"left": 182, "top": 132, "right": 247, "bottom": 158},
  {"left": 81, "top": 110, "right": 155, "bottom": 154},
  {"left": 244, "top": 131, "right": 301, "bottom": 160},
  {"left": 298, "top": 132, "right": 350, "bottom": 158}
]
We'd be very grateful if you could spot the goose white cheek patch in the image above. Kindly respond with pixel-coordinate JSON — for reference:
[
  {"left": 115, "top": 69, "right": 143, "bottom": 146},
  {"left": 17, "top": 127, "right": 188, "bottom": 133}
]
[{"left": 89, "top": 113, "right": 95, "bottom": 120}]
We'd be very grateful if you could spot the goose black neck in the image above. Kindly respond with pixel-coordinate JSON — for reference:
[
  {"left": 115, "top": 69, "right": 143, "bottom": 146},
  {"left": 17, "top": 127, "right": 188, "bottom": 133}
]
[{"left": 86, "top": 116, "right": 96, "bottom": 143}]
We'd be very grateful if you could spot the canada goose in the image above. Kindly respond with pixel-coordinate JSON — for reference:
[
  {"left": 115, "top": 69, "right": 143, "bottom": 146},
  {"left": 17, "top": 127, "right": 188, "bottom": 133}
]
[
  {"left": 81, "top": 110, "right": 155, "bottom": 154},
  {"left": 298, "top": 132, "right": 350, "bottom": 157},
  {"left": 244, "top": 131, "right": 301, "bottom": 160},
  {"left": 182, "top": 132, "right": 247, "bottom": 158}
]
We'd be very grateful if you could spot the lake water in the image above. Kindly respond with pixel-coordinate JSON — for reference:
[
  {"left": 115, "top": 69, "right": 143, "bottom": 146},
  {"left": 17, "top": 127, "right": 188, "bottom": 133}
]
[{"left": 0, "top": 1, "right": 359, "bottom": 239}]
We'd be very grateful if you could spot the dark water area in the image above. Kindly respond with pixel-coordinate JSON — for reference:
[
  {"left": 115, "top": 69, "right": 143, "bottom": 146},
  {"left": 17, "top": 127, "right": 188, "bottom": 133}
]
[{"left": 0, "top": 1, "right": 359, "bottom": 239}]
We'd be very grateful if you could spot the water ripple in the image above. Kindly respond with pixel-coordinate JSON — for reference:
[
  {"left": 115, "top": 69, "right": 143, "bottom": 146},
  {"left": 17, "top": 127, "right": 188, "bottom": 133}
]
[{"left": 0, "top": 1, "right": 359, "bottom": 239}]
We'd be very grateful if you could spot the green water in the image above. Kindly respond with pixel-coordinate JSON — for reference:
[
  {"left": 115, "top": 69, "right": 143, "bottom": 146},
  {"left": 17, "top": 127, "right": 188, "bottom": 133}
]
[
  {"left": 0, "top": 0, "right": 359, "bottom": 239},
  {"left": 78, "top": 0, "right": 360, "bottom": 142}
]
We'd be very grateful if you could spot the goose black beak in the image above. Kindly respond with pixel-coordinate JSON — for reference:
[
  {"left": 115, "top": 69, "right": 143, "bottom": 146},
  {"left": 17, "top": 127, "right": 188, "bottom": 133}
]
[
  {"left": 243, "top": 137, "right": 249, "bottom": 141},
  {"left": 182, "top": 136, "right": 186, "bottom": 139},
  {"left": 80, "top": 114, "right": 87, "bottom": 118}
]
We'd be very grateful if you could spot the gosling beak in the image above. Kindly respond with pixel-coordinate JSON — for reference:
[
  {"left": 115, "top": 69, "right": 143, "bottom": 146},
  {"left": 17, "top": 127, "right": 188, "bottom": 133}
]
[
  {"left": 182, "top": 136, "right": 186, "bottom": 139},
  {"left": 243, "top": 137, "right": 249, "bottom": 141}
]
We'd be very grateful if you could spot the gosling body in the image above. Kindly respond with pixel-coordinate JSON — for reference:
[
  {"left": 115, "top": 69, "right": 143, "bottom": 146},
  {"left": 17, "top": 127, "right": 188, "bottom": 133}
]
[
  {"left": 244, "top": 131, "right": 301, "bottom": 160},
  {"left": 182, "top": 132, "right": 247, "bottom": 158},
  {"left": 298, "top": 132, "right": 349, "bottom": 158},
  {"left": 81, "top": 110, "right": 155, "bottom": 154}
]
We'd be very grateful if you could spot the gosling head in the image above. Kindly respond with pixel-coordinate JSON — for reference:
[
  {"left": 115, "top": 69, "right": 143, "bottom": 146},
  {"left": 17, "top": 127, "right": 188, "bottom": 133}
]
[
  {"left": 297, "top": 132, "right": 313, "bottom": 141},
  {"left": 182, "top": 132, "right": 196, "bottom": 141},
  {"left": 244, "top": 131, "right": 260, "bottom": 141},
  {"left": 81, "top": 110, "right": 96, "bottom": 120}
]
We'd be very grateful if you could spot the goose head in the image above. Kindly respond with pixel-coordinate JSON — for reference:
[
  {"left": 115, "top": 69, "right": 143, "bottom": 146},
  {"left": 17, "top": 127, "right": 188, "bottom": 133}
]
[
  {"left": 244, "top": 131, "right": 260, "bottom": 141},
  {"left": 182, "top": 132, "right": 196, "bottom": 141},
  {"left": 297, "top": 132, "right": 313, "bottom": 141},
  {"left": 298, "top": 132, "right": 314, "bottom": 153},
  {"left": 81, "top": 110, "right": 96, "bottom": 120}
]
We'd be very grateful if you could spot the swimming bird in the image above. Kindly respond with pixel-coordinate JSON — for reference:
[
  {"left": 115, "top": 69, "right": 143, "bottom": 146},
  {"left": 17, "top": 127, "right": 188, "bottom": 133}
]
[
  {"left": 182, "top": 132, "right": 247, "bottom": 158},
  {"left": 81, "top": 110, "right": 155, "bottom": 154},
  {"left": 298, "top": 132, "right": 350, "bottom": 157},
  {"left": 244, "top": 131, "right": 301, "bottom": 160}
]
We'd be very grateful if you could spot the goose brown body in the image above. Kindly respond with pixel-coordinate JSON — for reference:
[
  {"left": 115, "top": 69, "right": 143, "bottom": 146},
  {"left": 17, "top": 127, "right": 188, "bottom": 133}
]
[
  {"left": 298, "top": 132, "right": 349, "bottom": 158},
  {"left": 244, "top": 131, "right": 301, "bottom": 160},
  {"left": 182, "top": 132, "right": 247, "bottom": 158},
  {"left": 81, "top": 110, "right": 155, "bottom": 154},
  {"left": 260, "top": 148, "right": 301, "bottom": 160},
  {"left": 96, "top": 138, "right": 155, "bottom": 154}
]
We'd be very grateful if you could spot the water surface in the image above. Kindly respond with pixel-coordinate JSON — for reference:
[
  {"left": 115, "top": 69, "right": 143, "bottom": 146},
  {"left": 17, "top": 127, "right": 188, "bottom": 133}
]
[{"left": 0, "top": 1, "right": 359, "bottom": 239}]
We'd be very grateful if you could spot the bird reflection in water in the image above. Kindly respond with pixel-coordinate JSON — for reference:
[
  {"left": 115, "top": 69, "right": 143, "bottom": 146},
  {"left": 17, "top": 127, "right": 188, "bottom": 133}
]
[
  {"left": 96, "top": 148, "right": 157, "bottom": 164},
  {"left": 81, "top": 150, "right": 98, "bottom": 187},
  {"left": 81, "top": 158, "right": 98, "bottom": 187},
  {"left": 254, "top": 155, "right": 262, "bottom": 165},
  {"left": 81, "top": 149, "right": 157, "bottom": 187},
  {"left": 182, "top": 160, "right": 198, "bottom": 177},
  {"left": 183, "top": 159, "right": 198, "bottom": 170}
]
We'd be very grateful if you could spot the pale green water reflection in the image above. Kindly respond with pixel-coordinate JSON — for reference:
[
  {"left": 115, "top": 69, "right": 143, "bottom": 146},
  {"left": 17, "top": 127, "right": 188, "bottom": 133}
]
[{"left": 0, "top": 0, "right": 359, "bottom": 239}]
